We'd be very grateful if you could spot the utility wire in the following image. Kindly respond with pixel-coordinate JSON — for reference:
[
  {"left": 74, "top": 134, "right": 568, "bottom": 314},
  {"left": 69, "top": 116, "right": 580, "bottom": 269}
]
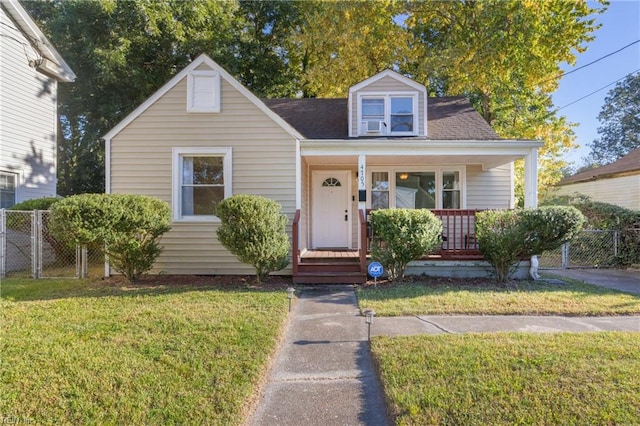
[
  {"left": 560, "top": 39, "right": 640, "bottom": 79},
  {"left": 555, "top": 68, "right": 640, "bottom": 112}
]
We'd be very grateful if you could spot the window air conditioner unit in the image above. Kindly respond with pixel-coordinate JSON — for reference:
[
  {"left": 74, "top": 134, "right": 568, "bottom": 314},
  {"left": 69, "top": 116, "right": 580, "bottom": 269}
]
[{"left": 362, "top": 120, "right": 383, "bottom": 133}]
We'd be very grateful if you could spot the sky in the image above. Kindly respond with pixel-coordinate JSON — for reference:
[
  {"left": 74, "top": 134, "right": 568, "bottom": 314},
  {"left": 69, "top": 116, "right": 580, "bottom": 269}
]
[{"left": 552, "top": 0, "right": 640, "bottom": 167}]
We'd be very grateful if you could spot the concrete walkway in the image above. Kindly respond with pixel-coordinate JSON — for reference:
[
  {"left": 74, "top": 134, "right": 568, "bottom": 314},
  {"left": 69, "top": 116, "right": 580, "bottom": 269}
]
[
  {"left": 249, "top": 282, "right": 640, "bottom": 425},
  {"left": 542, "top": 268, "right": 640, "bottom": 294},
  {"left": 249, "top": 286, "right": 389, "bottom": 426}
]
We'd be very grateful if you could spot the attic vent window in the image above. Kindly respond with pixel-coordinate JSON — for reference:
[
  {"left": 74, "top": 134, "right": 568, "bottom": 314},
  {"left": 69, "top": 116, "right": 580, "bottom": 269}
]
[{"left": 187, "top": 71, "right": 221, "bottom": 113}]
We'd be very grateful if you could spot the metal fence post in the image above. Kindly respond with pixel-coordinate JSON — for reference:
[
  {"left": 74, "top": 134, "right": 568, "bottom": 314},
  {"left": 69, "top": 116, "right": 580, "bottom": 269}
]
[
  {"left": 561, "top": 242, "right": 569, "bottom": 269},
  {"left": 0, "top": 209, "right": 5, "bottom": 279},
  {"left": 31, "top": 210, "right": 38, "bottom": 278}
]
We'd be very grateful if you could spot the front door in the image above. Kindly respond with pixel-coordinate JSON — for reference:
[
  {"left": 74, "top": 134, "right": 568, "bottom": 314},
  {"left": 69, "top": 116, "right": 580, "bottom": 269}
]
[{"left": 312, "top": 171, "right": 351, "bottom": 248}]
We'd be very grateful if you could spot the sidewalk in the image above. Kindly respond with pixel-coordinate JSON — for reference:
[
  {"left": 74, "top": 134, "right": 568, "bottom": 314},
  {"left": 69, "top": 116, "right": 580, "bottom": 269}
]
[
  {"left": 248, "top": 286, "right": 389, "bottom": 426},
  {"left": 248, "top": 285, "right": 640, "bottom": 425}
]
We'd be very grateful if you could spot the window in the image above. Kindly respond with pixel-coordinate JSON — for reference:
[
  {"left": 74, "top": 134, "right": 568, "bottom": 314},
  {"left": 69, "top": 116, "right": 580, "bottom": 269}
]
[
  {"left": 371, "top": 172, "right": 389, "bottom": 209},
  {"left": 359, "top": 94, "right": 417, "bottom": 135},
  {"left": 369, "top": 168, "right": 463, "bottom": 210},
  {"left": 187, "top": 71, "right": 221, "bottom": 113},
  {"left": 390, "top": 97, "right": 413, "bottom": 132},
  {"left": 0, "top": 172, "right": 16, "bottom": 209},
  {"left": 172, "top": 148, "right": 232, "bottom": 220}
]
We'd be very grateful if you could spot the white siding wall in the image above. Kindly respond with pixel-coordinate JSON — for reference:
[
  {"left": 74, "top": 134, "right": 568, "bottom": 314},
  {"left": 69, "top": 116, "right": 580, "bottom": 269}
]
[
  {"left": 554, "top": 175, "right": 640, "bottom": 211},
  {"left": 110, "top": 71, "right": 297, "bottom": 275},
  {"left": 350, "top": 75, "right": 426, "bottom": 137},
  {"left": 0, "top": 6, "right": 58, "bottom": 203},
  {"left": 466, "top": 163, "right": 514, "bottom": 209}
]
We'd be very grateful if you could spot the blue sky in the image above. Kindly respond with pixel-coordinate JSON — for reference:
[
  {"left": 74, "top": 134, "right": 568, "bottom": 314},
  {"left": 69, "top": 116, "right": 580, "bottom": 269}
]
[{"left": 552, "top": 0, "right": 640, "bottom": 167}]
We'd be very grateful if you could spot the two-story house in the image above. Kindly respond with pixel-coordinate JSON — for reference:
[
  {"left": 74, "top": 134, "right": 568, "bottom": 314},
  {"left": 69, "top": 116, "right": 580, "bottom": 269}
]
[
  {"left": 104, "top": 54, "right": 542, "bottom": 282},
  {"left": 0, "top": 0, "right": 75, "bottom": 208}
]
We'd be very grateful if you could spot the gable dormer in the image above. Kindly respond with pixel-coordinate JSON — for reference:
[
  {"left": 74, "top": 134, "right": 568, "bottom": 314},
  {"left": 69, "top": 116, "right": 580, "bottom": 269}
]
[{"left": 348, "top": 70, "right": 427, "bottom": 138}]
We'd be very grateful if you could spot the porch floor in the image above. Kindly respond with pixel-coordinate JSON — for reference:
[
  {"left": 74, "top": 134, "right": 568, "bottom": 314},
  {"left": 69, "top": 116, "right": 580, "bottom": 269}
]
[{"left": 301, "top": 249, "right": 359, "bottom": 260}]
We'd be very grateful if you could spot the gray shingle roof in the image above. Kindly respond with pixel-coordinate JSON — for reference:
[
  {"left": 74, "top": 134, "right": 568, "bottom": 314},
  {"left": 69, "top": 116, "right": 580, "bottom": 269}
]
[
  {"left": 262, "top": 96, "right": 500, "bottom": 140},
  {"left": 558, "top": 147, "right": 640, "bottom": 185}
]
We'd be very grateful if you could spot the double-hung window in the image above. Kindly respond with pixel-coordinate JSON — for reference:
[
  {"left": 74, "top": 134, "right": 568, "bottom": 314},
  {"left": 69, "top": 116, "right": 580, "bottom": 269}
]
[
  {"left": 369, "top": 168, "right": 463, "bottom": 210},
  {"left": 0, "top": 172, "right": 17, "bottom": 209},
  {"left": 172, "top": 148, "right": 232, "bottom": 221},
  {"left": 359, "top": 94, "right": 417, "bottom": 136}
]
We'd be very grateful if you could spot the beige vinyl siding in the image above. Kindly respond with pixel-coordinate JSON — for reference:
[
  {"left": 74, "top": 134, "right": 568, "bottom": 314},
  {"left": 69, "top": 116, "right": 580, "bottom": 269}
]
[
  {"left": 350, "top": 75, "right": 426, "bottom": 137},
  {"left": 0, "top": 6, "right": 58, "bottom": 202},
  {"left": 466, "top": 163, "right": 514, "bottom": 209},
  {"left": 554, "top": 174, "right": 640, "bottom": 211},
  {"left": 110, "top": 70, "right": 297, "bottom": 275}
]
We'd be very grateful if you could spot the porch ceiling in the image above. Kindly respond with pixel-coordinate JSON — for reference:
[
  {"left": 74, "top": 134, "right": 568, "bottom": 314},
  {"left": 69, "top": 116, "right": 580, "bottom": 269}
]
[{"left": 303, "top": 154, "right": 522, "bottom": 169}]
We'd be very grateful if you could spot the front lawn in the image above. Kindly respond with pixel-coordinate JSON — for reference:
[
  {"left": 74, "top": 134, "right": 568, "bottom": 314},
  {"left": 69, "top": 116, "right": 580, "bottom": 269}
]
[
  {"left": 0, "top": 277, "right": 289, "bottom": 425},
  {"left": 357, "top": 278, "right": 640, "bottom": 316},
  {"left": 372, "top": 332, "right": 640, "bottom": 425}
]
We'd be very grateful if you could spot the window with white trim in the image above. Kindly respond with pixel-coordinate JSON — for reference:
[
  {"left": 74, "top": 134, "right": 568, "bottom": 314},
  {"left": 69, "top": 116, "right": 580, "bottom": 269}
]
[
  {"left": 187, "top": 71, "right": 221, "bottom": 113},
  {"left": 0, "top": 172, "right": 17, "bottom": 209},
  {"left": 172, "top": 148, "right": 232, "bottom": 220},
  {"left": 369, "top": 168, "right": 463, "bottom": 209},
  {"left": 359, "top": 94, "right": 417, "bottom": 136}
]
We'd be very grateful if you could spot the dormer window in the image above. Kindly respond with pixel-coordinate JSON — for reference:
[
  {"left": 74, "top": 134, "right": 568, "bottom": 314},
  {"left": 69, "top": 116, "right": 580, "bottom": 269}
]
[{"left": 358, "top": 94, "right": 417, "bottom": 136}]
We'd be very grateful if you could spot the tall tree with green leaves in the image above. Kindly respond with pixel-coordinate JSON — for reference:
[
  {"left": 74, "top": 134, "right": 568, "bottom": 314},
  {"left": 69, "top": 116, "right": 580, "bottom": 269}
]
[
  {"left": 24, "top": 0, "right": 241, "bottom": 195},
  {"left": 404, "top": 0, "right": 605, "bottom": 204},
  {"left": 587, "top": 73, "right": 640, "bottom": 165},
  {"left": 294, "top": 0, "right": 411, "bottom": 97}
]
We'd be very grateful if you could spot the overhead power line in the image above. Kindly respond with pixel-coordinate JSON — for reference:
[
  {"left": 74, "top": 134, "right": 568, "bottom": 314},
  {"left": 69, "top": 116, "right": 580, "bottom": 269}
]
[
  {"left": 560, "top": 39, "right": 640, "bottom": 79},
  {"left": 555, "top": 68, "right": 640, "bottom": 112}
]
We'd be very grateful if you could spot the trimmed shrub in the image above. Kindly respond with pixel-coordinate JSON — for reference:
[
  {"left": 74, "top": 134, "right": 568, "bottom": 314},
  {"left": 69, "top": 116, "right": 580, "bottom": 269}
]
[
  {"left": 476, "top": 206, "right": 585, "bottom": 282},
  {"left": 49, "top": 194, "right": 171, "bottom": 281},
  {"left": 475, "top": 210, "right": 527, "bottom": 283},
  {"left": 9, "top": 197, "right": 60, "bottom": 211},
  {"left": 370, "top": 208, "right": 442, "bottom": 281},
  {"left": 215, "top": 195, "right": 289, "bottom": 284}
]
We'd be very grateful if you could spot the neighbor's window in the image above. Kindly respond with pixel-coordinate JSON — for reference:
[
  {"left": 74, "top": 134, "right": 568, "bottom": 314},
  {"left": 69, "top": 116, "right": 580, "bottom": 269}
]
[
  {"left": 0, "top": 172, "right": 16, "bottom": 209},
  {"left": 172, "top": 148, "right": 232, "bottom": 220}
]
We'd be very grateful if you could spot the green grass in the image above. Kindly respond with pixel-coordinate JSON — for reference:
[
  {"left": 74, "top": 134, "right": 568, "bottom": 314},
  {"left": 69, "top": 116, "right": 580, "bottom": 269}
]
[
  {"left": 372, "top": 332, "right": 640, "bottom": 425},
  {"left": 0, "top": 278, "right": 289, "bottom": 425},
  {"left": 357, "top": 278, "right": 640, "bottom": 316}
]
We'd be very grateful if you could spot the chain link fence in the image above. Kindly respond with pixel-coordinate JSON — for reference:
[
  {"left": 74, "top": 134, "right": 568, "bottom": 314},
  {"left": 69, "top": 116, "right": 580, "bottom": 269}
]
[
  {"left": 539, "top": 229, "right": 619, "bottom": 270},
  {"left": 0, "top": 210, "right": 103, "bottom": 279}
]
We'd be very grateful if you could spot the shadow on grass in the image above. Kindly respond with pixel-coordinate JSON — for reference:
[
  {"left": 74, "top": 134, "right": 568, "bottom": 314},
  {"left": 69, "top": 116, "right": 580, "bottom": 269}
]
[{"left": 1, "top": 275, "right": 294, "bottom": 302}]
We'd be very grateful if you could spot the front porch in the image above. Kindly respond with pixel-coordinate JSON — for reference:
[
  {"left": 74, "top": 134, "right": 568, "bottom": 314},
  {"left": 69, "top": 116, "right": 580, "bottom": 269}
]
[{"left": 292, "top": 209, "right": 485, "bottom": 284}]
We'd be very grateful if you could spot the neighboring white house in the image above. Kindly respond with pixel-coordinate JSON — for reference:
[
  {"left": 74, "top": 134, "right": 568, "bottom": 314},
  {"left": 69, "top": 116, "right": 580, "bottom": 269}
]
[
  {"left": 104, "top": 54, "right": 542, "bottom": 282},
  {"left": 554, "top": 147, "right": 640, "bottom": 211},
  {"left": 0, "top": 0, "right": 75, "bottom": 208}
]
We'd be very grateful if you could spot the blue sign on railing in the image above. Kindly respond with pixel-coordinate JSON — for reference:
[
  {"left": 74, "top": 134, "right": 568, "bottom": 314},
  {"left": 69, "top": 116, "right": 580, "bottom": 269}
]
[{"left": 368, "top": 261, "right": 384, "bottom": 278}]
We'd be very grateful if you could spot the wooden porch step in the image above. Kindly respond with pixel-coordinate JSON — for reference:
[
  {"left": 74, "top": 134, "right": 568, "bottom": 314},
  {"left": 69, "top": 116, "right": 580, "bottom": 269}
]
[
  {"left": 297, "top": 263, "right": 362, "bottom": 273},
  {"left": 293, "top": 271, "right": 367, "bottom": 284}
]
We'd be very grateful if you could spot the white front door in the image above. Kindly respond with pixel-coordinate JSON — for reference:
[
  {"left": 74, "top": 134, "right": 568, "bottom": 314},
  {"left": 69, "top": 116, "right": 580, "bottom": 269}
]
[{"left": 312, "top": 171, "right": 351, "bottom": 248}]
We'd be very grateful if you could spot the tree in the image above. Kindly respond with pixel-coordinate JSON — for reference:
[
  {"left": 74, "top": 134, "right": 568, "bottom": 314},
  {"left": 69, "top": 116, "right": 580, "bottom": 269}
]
[
  {"left": 24, "top": 0, "right": 241, "bottom": 194},
  {"left": 293, "top": 0, "right": 411, "bottom": 97},
  {"left": 587, "top": 73, "right": 640, "bottom": 165},
  {"left": 405, "top": 0, "right": 605, "bottom": 204}
]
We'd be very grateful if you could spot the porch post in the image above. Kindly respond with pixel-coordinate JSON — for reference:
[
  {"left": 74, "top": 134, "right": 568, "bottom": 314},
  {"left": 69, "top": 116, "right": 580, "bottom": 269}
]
[
  {"left": 357, "top": 155, "right": 366, "bottom": 211},
  {"left": 523, "top": 147, "right": 538, "bottom": 208},
  {"left": 357, "top": 155, "right": 366, "bottom": 250}
]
